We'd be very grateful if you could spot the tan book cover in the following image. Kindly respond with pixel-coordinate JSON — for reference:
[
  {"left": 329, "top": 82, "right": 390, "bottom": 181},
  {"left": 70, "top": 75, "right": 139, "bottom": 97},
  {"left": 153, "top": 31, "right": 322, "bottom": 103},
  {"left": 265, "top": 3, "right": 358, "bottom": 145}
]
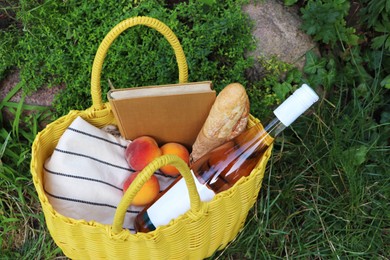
[{"left": 107, "top": 81, "right": 216, "bottom": 148}]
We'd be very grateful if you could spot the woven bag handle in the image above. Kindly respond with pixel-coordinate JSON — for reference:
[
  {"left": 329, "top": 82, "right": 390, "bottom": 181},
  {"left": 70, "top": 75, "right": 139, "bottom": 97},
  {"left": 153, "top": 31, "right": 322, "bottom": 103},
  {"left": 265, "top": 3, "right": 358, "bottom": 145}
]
[
  {"left": 90, "top": 16, "right": 189, "bottom": 110},
  {"left": 112, "top": 154, "right": 201, "bottom": 234}
]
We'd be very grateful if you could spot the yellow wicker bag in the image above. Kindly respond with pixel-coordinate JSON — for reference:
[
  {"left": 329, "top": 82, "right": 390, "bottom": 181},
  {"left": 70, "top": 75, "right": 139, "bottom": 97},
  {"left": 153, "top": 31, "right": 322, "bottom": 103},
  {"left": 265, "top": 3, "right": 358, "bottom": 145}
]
[{"left": 30, "top": 16, "right": 272, "bottom": 259}]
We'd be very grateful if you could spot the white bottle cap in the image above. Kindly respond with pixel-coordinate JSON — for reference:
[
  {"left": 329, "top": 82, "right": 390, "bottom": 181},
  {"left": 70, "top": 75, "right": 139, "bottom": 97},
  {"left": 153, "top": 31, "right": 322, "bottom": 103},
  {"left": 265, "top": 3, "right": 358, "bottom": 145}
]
[{"left": 273, "top": 84, "right": 319, "bottom": 127}]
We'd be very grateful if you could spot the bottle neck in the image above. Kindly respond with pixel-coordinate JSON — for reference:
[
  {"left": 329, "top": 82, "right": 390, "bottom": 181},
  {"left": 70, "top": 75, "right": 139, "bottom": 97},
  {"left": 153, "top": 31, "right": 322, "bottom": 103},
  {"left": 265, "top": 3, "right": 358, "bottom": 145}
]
[{"left": 263, "top": 117, "right": 286, "bottom": 138}]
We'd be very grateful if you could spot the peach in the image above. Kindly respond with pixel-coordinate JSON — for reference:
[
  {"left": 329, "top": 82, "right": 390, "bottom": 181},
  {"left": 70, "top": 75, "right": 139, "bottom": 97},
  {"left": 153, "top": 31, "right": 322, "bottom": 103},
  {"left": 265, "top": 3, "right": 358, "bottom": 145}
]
[
  {"left": 123, "top": 172, "right": 160, "bottom": 206},
  {"left": 160, "top": 142, "right": 190, "bottom": 176},
  {"left": 125, "top": 136, "right": 162, "bottom": 171}
]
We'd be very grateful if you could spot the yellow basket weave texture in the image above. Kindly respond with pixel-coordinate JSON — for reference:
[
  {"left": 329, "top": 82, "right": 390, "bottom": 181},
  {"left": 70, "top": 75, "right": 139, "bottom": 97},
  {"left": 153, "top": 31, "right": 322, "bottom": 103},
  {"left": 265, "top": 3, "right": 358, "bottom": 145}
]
[{"left": 30, "top": 16, "right": 272, "bottom": 259}]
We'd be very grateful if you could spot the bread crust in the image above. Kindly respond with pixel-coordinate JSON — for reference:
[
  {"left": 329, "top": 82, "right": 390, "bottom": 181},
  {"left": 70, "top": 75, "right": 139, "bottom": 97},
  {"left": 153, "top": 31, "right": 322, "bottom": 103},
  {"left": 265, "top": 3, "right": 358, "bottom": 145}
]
[{"left": 190, "top": 83, "right": 249, "bottom": 163}]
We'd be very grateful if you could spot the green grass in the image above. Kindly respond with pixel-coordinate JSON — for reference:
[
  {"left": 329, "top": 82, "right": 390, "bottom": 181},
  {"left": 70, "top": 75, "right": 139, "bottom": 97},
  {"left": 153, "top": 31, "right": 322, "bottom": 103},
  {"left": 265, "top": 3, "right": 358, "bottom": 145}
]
[
  {"left": 1, "top": 0, "right": 390, "bottom": 259},
  {"left": 0, "top": 102, "right": 59, "bottom": 258},
  {"left": 214, "top": 81, "right": 389, "bottom": 259},
  {"left": 1, "top": 0, "right": 256, "bottom": 116}
]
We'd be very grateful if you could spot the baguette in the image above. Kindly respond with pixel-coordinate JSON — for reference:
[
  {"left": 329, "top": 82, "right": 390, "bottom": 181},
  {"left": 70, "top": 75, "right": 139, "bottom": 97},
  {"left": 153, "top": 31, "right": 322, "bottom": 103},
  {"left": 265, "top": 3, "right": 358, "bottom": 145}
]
[{"left": 190, "top": 83, "right": 249, "bottom": 163}]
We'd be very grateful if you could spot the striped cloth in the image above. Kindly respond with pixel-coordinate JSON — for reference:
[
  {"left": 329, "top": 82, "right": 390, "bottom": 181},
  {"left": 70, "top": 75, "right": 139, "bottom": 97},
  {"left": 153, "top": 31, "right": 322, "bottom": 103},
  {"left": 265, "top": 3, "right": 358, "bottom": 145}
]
[{"left": 43, "top": 116, "right": 175, "bottom": 232}]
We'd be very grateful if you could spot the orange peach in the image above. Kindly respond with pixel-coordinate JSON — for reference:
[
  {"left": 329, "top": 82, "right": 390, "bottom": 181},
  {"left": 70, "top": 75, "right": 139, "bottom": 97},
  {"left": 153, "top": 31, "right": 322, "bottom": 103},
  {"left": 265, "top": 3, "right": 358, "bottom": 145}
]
[
  {"left": 160, "top": 142, "right": 190, "bottom": 176},
  {"left": 123, "top": 171, "right": 160, "bottom": 206},
  {"left": 125, "top": 136, "right": 162, "bottom": 171}
]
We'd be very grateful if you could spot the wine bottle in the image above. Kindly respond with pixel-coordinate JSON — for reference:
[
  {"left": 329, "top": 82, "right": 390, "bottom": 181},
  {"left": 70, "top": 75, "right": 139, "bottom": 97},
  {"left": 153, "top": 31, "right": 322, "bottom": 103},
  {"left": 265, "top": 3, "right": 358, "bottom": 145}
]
[{"left": 134, "top": 84, "right": 319, "bottom": 233}]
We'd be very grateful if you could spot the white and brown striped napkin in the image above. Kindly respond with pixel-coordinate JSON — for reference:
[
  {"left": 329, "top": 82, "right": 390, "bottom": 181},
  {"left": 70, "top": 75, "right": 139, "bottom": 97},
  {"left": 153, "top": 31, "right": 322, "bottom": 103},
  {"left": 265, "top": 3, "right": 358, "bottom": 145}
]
[{"left": 43, "top": 116, "right": 175, "bottom": 232}]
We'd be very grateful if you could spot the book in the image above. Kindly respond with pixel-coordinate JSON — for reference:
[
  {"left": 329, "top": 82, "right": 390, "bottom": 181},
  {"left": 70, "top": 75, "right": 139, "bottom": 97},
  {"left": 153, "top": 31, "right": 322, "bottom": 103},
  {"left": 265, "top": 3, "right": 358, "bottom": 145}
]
[{"left": 107, "top": 81, "right": 216, "bottom": 148}]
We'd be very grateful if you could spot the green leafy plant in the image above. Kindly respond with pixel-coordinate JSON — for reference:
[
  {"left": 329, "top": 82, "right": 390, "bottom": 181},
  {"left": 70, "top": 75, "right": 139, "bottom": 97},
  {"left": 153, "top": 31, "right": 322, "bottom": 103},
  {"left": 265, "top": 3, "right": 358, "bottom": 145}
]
[
  {"left": 1, "top": 0, "right": 256, "bottom": 116},
  {"left": 247, "top": 55, "right": 304, "bottom": 120},
  {"left": 359, "top": 0, "right": 390, "bottom": 90},
  {"left": 300, "top": 0, "right": 358, "bottom": 46},
  {"left": 284, "top": 0, "right": 298, "bottom": 6},
  {"left": 360, "top": 0, "right": 390, "bottom": 28},
  {"left": 300, "top": 0, "right": 390, "bottom": 93},
  {"left": 304, "top": 50, "right": 338, "bottom": 91}
]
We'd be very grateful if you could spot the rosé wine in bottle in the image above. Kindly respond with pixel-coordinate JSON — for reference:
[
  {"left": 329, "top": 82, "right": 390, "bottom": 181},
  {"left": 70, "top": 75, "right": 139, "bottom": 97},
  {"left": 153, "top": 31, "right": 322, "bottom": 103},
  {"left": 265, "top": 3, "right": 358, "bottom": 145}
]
[{"left": 134, "top": 84, "right": 319, "bottom": 233}]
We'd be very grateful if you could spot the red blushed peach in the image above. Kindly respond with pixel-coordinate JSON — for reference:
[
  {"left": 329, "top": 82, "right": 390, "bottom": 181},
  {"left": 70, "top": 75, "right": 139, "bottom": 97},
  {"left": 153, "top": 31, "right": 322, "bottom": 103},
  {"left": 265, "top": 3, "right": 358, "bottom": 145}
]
[
  {"left": 160, "top": 142, "right": 190, "bottom": 176},
  {"left": 123, "top": 172, "right": 160, "bottom": 206},
  {"left": 125, "top": 136, "right": 162, "bottom": 171}
]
